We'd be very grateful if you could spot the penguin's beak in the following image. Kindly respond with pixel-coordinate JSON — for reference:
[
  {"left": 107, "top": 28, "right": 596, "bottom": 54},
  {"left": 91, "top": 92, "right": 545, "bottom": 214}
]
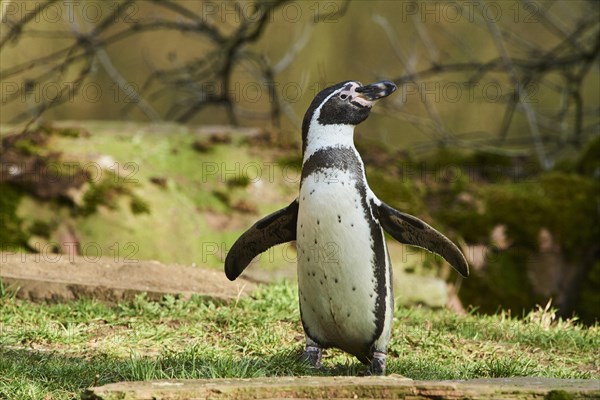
[{"left": 356, "top": 81, "right": 397, "bottom": 101}]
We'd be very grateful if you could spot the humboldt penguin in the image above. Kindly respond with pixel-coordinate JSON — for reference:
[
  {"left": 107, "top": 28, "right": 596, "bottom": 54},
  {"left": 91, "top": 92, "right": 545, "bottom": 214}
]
[{"left": 225, "top": 80, "right": 469, "bottom": 375}]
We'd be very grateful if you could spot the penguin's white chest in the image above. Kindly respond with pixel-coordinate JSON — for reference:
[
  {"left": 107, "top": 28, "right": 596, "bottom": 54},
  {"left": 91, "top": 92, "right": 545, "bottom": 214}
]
[{"left": 297, "top": 167, "right": 381, "bottom": 349}]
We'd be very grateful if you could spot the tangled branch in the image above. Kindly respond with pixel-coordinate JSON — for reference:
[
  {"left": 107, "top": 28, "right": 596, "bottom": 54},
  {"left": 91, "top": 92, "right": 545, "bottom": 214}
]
[
  {"left": 376, "top": 1, "right": 599, "bottom": 167},
  {"left": 1, "top": 0, "right": 323, "bottom": 128}
]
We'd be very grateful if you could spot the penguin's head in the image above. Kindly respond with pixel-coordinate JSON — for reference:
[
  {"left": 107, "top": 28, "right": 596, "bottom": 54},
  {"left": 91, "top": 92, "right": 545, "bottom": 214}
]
[{"left": 302, "top": 80, "right": 397, "bottom": 152}]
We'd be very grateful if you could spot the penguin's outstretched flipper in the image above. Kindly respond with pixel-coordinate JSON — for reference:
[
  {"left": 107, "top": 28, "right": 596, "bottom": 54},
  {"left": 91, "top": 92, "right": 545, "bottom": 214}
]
[
  {"left": 375, "top": 201, "right": 469, "bottom": 278},
  {"left": 225, "top": 199, "right": 298, "bottom": 281}
]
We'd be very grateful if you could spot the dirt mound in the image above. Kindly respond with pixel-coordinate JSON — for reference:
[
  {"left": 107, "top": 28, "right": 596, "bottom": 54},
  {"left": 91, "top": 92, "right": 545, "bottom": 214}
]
[{"left": 0, "top": 252, "right": 256, "bottom": 303}]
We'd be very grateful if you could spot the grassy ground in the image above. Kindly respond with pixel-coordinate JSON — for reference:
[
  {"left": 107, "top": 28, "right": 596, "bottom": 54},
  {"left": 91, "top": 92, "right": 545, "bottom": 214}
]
[{"left": 0, "top": 280, "right": 598, "bottom": 400}]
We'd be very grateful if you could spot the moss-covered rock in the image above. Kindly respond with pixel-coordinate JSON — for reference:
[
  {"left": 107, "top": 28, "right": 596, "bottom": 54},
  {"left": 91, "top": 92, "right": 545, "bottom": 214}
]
[
  {"left": 432, "top": 170, "right": 599, "bottom": 322},
  {"left": 460, "top": 248, "right": 540, "bottom": 315}
]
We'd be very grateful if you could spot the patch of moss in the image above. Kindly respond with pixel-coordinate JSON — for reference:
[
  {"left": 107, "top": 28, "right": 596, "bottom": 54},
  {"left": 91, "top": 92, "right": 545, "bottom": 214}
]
[
  {"left": 212, "top": 189, "right": 231, "bottom": 207},
  {"left": 575, "top": 260, "right": 600, "bottom": 323},
  {"left": 366, "top": 168, "right": 426, "bottom": 215},
  {"left": 80, "top": 177, "right": 125, "bottom": 215},
  {"left": 28, "top": 220, "right": 53, "bottom": 238},
  {"left": 13, "top": 138, "right": 43, "bottom": 155},
  {"left": 54, "top": 127, "right": 82, "bottom": 138},
  {"left": 576, "top": 135, "right": 600, "bottom": 178},
  {"left": 422, "top": 148, "right": 541, "bottom": 183},
  {"left": 436, "top": 172, "right": 599, "bottom": 257},
  {"left": 435, "top": 206, "right": 491, "bottom": 244},
  {"left": 0, "top": 184, "right": 29, "bottom": 251},
  {"left": 226, "top": 175, "right": 251, "bottom": 189},
  {"left": 460, "top": 248, "right": 537, "bottom": 315},
  {"left": 423, "top": 148, "right": 485, "bottom": 169},
  {"left": 545, "top": 390, "right": 574, "bottom": 400},
  {"left": 80, "top": 171, "right": 145, "bottom": 216},
  {"left": 538, "top": 173, "right": 600, "bottom": 258},
  {"left": 130, "top": 196, "right": 151, "bottom": 215},
  {"left": 38, "top": 124, "right": 85, "bottom": 138},
  {"left": 482, "top": 183, "right": 550, "bottom": 250},
  {"left": 191, "top": 140, "right": 213, "bottom": 153}
]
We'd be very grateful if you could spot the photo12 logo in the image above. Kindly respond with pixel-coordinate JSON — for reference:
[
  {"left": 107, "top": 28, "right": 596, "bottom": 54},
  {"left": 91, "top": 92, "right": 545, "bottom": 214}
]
[
  {"left": 1, "top": 81, "right": 148, "bottom": 105},
  {"left": 400, "top": 1, "right": 540, "bottom": 23},
  {"left": 200, "top": 161, "right": 301, "bottom": 184},
  {"left": 1, "top": 160, "right": 139, "bottom": 184},
  {"left": 197, "top": 1, "right": 345, "bottom": 24},
  {"left": 200, "top": 241, "right": 340, "bottom": 264},
  {"left": 399, "top": 81, "right": 539, "bottom": 104},
  {"left": 1, "top": 242, "right": 140, "bottom": 264},
  {"left": 1, "top": 1, "right": 139, "bottom": 24}
]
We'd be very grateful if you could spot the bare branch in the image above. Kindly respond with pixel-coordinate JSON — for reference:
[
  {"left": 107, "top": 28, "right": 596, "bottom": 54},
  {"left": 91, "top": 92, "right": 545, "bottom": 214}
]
[
  {"left": 0, "top": 0, "right": 60, "bottom": 49},
  {"left": 373, "top": 14, "right": 448, "bottom": 143}
]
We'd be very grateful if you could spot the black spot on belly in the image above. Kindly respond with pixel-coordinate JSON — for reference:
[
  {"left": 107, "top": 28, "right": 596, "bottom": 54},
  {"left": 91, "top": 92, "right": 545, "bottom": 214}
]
[
  {"left": 337, "top": 215, "right": 341, "bottom": 223},
  {"left": 314, "top": 238, "right": 317, "bottom": 244},
  {"left": 352, "top": 286, "right": 356, "bottom": 291},
  {"left": 317, "top": 219, "right": 320, "bottom": 225},
  {"left": 320, "top": 280, "right": 323, "bottom": 285},
  {"left": 347, "top": 313, "right": 351, "bottom": 317},
  {"left": 351, "top": 223, "right": 354, "bottom": 227},
  {"left": 334, "top": 278, "right": 339, "bottom": 283}
]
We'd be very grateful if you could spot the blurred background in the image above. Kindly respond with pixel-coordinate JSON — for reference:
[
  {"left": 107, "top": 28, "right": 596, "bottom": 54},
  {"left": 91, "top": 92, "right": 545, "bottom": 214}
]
[{"left": 1, "top": 1, "right": 598, "bottom": 322}]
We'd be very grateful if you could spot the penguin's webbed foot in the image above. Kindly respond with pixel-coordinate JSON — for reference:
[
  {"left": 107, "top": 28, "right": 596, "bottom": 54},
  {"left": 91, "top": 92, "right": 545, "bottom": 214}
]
[
  {"left": 299, "top": 345, "right": 322, "bottom": 369},
  {"left": 362, "top": 351, "right": 386, "bottom": 376}
]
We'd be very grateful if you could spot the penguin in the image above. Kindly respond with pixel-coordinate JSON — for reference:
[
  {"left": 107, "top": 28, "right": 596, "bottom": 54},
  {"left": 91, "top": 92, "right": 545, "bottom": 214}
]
[{"left": 225, "top": 80, "right": 469, "bottom": 375}]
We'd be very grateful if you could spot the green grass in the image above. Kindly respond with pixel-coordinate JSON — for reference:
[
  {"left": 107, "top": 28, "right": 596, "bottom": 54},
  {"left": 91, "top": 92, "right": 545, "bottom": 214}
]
[{"left": 0, "top": 281, "right": 598, "bottom": 399}]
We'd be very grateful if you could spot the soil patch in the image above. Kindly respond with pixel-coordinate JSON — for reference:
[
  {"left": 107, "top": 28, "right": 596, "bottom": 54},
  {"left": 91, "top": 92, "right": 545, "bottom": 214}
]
[{"left": 0, "top": 253, "right": 255, "bottom": 303}]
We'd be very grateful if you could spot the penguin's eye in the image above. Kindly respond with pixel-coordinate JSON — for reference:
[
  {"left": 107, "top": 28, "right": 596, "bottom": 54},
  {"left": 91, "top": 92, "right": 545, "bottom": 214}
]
[{"left": 339, "top": 93, "right": 349, "bottom": 100}]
